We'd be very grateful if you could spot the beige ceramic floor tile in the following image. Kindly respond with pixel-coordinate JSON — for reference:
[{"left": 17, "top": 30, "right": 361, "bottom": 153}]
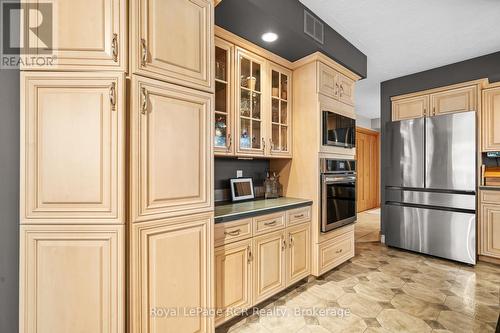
[
  {"left": 377, "top": 309, "right": 432, "bottom": 333},
  {"left": 390, "top": 293, "right": 442, "bottom": 320},
  {"left": 402, "top": 282, "right": 447, "bottom": 304},
  {"left": 317, "top": 312, "right": 367, "bottom": 333},
  {"left": 337, "top": 292, "right": 383, "bottom": 318},
  {"left": 353, "top": 281, "right": 395, "bottom": 303},
  {"left": 437, "top": 310, "right": 496, "bottom": 333}
]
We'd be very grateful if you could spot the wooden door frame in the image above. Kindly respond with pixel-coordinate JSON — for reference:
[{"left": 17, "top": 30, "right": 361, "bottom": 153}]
[{"left": 356, "top": 127, "right": 380, "bottom": 212}]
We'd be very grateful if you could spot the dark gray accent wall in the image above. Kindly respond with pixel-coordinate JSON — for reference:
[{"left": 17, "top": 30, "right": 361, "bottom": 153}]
[
  {"left": 215, "top": 158, "right": 270, "bottom": 190},
  {"left": 215, "top": 0, "right": 367, "bottom": 78},
  {"left": 380, "top": 51, "right": 500, "bottom": 234},
  {"left": 0, "top": 67, "right": 19, "bottom": 333}
]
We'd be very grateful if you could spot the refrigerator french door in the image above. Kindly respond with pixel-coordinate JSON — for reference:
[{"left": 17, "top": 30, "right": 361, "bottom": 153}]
[{"left": 385, "top": 111, "right": 476, "bottom": 264}]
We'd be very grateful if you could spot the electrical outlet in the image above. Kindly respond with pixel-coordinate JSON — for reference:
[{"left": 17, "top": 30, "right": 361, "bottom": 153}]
[{"left": 236, "top": 170, "right": 243, "bottom": 178}]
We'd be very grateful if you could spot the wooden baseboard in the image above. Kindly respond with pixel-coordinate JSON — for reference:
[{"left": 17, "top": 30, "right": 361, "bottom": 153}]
[{"left": 478, "top": 255, "right": 500, "bottom": 265}]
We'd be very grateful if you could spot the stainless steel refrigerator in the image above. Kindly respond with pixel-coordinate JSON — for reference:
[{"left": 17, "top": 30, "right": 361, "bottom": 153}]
[{"left": 385, "top": 111, "right": 476, "bottom": 264}]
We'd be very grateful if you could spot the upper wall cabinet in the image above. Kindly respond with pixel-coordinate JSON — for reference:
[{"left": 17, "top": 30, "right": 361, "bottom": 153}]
[
  {"left": 269, "top": 64, "right": 292, "bottom": 157},
  {"left": 392, "top": 95, "right": 429, "bottom": 121},
  {"left": 130, "top": 75, "right": 213, "bottom": 223},
  {"left": 20, "top": 72, "right": 125, "bottom": 224},
  {"left": 235, "top": 48, "right": 266, "bottom": 156},
  {"left": 22, "top": 0, "right": 127, "bottom": 71},
  {"left": 214, "top": 37, "right": 234, "bottom": 155},
  {"left": 131, "top": 0, "right": 214, "bottom": 92},
  {"left": 482, "top": 86, "right": 500, "bottom": 152},
  {"left": 430, "top": 85, "right": 477, "bottom": 116},
  {"left": 317, "top": 62, "right": 355, "bottom": 106}
]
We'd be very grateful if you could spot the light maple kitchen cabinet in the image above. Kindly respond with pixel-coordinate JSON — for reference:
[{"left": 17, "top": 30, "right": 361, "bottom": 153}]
[
  {"left": 20, "top": 224, "right": 124, "bottom": 333},
  {"left": 253, "top": 229, "right": 286, "bottom": 303},
  {"left": 286, "top": 223, "right": 310, "bottom": 285},
  {"left": 317, "top": 62, "right": 355, "bottom": 106},
  {"left": 269, "top": 64, "right": 292, "bottom": 157},
  {"left": 318, "top": 228, "right": 355, "bottom": 276},
  {"left": 130, "top": 213, "right": 213, "bottom": 333},
  {"left": 235, "top": 48, "right": 267, "bottom": 156},
  {"left": 392, "top": 95, "right": 429, "bottom": 121},
  {"left": 23, "top": 0, "right": 127, "bottom": 71},
  {"left": 430, "top": 85, "right": 477, "bottom": 116},
  {"left": 482, "top": 86, "right": 500, "bottom": 151},
  {"left": 214, "top": 37, "right": 234, "bottom": 155},
  {"left": 479, "top": 191, "right": 500, "bottom": 260},
  {"left": 131, "top": 0, "right": 214, "bottom": 91},
  {"left": 20, "top": 72, "right": 125, "bottom": 224},
  {"left": 214, "top": 239, "right": 252, "bottom": 325},
  {"left": 129, "top": 75, "right": 213, "bottom": 223}
]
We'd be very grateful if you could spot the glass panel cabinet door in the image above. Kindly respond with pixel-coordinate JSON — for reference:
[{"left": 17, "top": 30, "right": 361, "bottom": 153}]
[
  {"left": 214, "top": 38, "right": 234, "bottom": 155},
  {"left": 236, "top": 49, "right": 266, "bottom": 154},
  {"left": 269, "top": 65, "right": 292, "bottom": 156}
]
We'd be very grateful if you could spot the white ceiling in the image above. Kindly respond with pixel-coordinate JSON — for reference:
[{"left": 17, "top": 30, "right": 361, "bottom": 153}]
[{"left": 300, "top": 0, "right": 500, "bottom": 119}]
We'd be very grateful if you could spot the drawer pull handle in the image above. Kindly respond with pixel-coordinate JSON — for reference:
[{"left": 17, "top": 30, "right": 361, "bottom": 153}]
[
  {"left": 247, "top": 246, "right": 252, "bottom": 263},
  {"left": 294, "top": 214, "right": 304, "bottom": 219},
  {"left": 264, "top": 220, "right": 277, "bottom": 226},
  {"left": 224, "top": 229, "right": 241, "bottom": 236},
  {"left": 336, "top": 249, "right": 343, "bottom": 254}
]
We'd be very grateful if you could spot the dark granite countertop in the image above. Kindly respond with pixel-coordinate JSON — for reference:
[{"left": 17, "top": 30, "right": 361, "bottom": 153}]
[
  {"left": 214, "top": 197, "right": 312, "bottom": 224},
  {"left": 479, "top": 186, "right": 500, "bottom": 191}
]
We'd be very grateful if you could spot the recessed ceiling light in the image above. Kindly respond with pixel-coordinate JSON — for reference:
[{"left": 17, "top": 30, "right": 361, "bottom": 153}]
[{"left": 262, "top": 32, "right": 278, "bottom": 43}]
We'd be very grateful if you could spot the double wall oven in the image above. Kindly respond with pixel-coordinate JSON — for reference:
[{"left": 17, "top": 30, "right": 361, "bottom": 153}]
[{"left": 320, "top": 158, "right": 356, "bottom": 232}]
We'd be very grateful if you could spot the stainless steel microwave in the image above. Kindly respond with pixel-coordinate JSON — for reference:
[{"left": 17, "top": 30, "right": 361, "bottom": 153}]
[{"left": 322, "top": 111, "right": 356, "bottom": 148}]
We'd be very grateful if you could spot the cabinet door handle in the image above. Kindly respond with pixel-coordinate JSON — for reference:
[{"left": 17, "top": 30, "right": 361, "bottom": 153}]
[
  {"left": 424, "top": 108, "right": 427, "bottom": 116},
  {"left": 141, "top": 38, "right": 148, "bottom": 66},
  {"left": 340, "top": 84, "right": 344, "bottom": 97},
  {"left": 262, "top": 137, "right": 266, "bottom": 150},
  {"left": 281, "top": 236, "right": 286, "bottom": 251},
  {"left": 227, "top": 134, "right": 232, "bottom": 150},
  {"left": 224, "top": 229, "right": 241, "bottom": 236},
  {"left": 141, "top": 87, "right": 148, "bottom": 115},
  {"left": 335, "top": 82, "right": 340, "bottom": 96},
  {"left": 269, "top": 138, "right": 273, "bottom": 153},
  {"left": 109, "top": 82, "right": 116, "bottom": 111},
  {"left": 112, "top": 33, "right": 118, "bottom": 62},
  {"left": 264, "top": 220, "right": 277, "bottom": 226},
  {"left": 247, "top": 246, "right": 252, "bottom": 263},
  {"left": 289, "top": 232, "right": 293, "bottom": 247},
  {"left": 433, "top": 107, "right": 436, "bottom": 116}
]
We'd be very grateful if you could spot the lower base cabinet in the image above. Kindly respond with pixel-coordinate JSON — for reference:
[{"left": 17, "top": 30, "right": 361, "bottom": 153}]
[
  {"left": 253, "top": 230, "right": 287, "bottom": 304},
  {"left": 480, "top": 191, "right": 500, "bottom": 260},
  {"left": 20, "top": 224, "right": 124, "bottom": 333},
  {"left": 214, "top": 239, "right": 252, "bottom": 325},
  {"left": 130, "top": 213, "right": 213, "bottom": 333},
  {"left": 214, "top": 209, "right": 312, "bottom": 327},
  {"left": 317, "top": 228, "right": 355, "bottom": 276}
]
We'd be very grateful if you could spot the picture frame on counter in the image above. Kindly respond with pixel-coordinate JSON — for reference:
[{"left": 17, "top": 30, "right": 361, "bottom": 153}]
[{"left": 230, "top": 178, "right": 255, "bottom": 201}]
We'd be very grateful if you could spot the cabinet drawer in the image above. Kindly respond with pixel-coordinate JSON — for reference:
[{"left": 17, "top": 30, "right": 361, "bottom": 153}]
[
  {"left": 287, "top": 206, "right": 312, "bottom": 226},
  {"left": 481, "top": 190, "right": 500, "bottom": 205},
  {"left": 214, "top": 219, "right": 252, "bottom": 247},
  {"left": 318, "top": 231, "right": 354, "bottom": 275},
  {"left": 253, "top": 212, "right": 285, "bottom": 235}
]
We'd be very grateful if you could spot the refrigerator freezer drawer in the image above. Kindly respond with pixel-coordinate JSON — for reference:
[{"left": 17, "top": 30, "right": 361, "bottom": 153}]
[
  {"left": 385, "top": 204, "right": 476, "bottom": 264},
  {"left": 385, "top": 189, "right": 476, "bottom": 211}
]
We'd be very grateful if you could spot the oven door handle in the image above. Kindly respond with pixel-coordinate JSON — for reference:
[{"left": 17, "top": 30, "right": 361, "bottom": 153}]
[{"left": 324, "top": 177, "right": 356, "bottom": 183}]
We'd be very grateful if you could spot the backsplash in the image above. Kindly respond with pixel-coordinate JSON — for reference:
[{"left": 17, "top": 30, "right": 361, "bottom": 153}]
[{"left": 215, "top": 158, "right": 270, "bottom": 202}]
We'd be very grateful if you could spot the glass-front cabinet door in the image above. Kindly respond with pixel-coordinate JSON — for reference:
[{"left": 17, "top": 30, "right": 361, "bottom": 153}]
[
  {"left": 214, "top": 37, "right": 234, "bottom": 155},
  {"left": 269, "top": 64, "right": 292, "bottom": 157},
  {"left": 236, "top": 48, "right": 266, "bottom": 155}
]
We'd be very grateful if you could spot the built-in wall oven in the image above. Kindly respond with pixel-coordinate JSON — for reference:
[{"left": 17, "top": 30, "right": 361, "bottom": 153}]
[
  {"left": 322, "top": 111, "right": 356, "bottom": 148},
  {"left": 320, "top": 158, "right": 356, "bottom": 232}
]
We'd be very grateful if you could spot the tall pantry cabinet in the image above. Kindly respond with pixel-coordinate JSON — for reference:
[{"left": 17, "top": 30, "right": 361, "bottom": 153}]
[{"left": 20, "top": 0, "right": 215, "bottom": 332}]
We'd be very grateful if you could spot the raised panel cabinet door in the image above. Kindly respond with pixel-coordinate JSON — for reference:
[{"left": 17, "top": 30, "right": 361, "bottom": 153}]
[
  {"left": 235, "top": 48, "right": 267, "bottom": 156},
  {"left": 130, "top": 213, "right": 213, "bottom": 333},
  {"left": 214, "top": 37, "right": 234, "bottom": 156},
  {"left": 392, "top": 95, "right": 429, "bottom": 121},
  {"left": 253, "top": 230, "right": 286, "bottom": 303},
  {"left": 318, "top": 62, "right": 338, "bottom": 99},
  {"left": 214, "top": 239, "right": 252, "bottom": 326},
  {"left": 269, "top": 63, "right": 292, "bottom": 157},
  {"left": 480, "top": 204, "right": 500, "bottom": 258},
  {"left": 20, "top": 72, "right": 125, "bottom": 223},
  {"left": 23, "top": 0, "right": 126, "bottom": 70},
  {"left": 336, "top": 73, "right": 355, "bottom": 106},
  {"left": 286, "top": 223, "right": 310, "bottom": 285},
  {"left": 431, "top": 85, "right": 477, "bottom": 116},
  {"left": 132, "top": 0, "right": 214, "bottom": 91},
  {"left": 19, "top": 224, "right": 124, "bottom": 333},
  {"left": 130, "top": 75, "right": 213, "bottom": 223},
  {"left": 482, "top": 87, "right": 500, "bottom": 151}
]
